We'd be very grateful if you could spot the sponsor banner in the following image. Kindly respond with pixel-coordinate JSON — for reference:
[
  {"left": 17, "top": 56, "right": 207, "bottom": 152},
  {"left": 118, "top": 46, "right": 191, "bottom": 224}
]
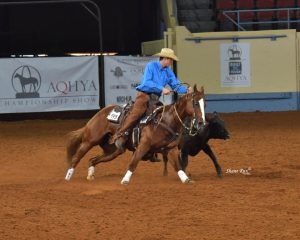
[
  {"left": 104, "top": 56, "right": 175, "bottom": 105},
  {"left": 220, "top": 43, "right": 251, "bottom": 87},
  {"left": 0, "top": 56, "right": 99, "bottom": 113}
]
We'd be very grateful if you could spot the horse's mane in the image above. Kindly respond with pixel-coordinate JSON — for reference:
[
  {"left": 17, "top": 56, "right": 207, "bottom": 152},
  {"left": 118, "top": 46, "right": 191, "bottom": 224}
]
[{"left": 164, "top": 92, "right": 190, "bottom": 110}]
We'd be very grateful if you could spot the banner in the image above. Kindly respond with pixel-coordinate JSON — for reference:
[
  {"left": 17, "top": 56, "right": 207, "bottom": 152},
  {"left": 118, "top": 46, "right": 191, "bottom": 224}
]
[
  {"left": 220, "top": 43, "right": 251, "bottom": 87},
  {"left": 104, "top": 56, "right": 154, "bottom": 105},
  {"left": 0, "top": 56, "right": 99, "bottom": 113},
  {"left": 104, "top": 56, "right": 176, "bottom": 105}
]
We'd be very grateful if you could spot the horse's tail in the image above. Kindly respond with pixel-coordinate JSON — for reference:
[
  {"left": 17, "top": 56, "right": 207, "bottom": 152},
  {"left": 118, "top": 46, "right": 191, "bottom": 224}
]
[{"left": 65, "top": 127, "right": 84, "bottom": 166}]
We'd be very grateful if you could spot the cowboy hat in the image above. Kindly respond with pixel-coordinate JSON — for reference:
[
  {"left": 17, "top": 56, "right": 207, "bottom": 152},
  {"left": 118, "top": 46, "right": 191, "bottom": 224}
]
[{"left": 153, "top": 48, "right": 179, "bottom": 61}]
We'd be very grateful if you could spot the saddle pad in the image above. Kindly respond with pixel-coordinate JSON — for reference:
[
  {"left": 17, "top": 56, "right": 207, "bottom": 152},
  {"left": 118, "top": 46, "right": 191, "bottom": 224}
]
[
  {"left": 107, "top": 108, "right": 122, "bottom": 123},
  {"left": 106, "top": 102, "right": 134, "bottom": 123}
]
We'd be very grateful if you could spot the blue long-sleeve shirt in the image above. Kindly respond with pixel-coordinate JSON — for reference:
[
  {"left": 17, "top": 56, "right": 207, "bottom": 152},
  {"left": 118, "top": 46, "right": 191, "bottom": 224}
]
[{"left": 136, "top": 61, "right": 187, "bottom": 95}]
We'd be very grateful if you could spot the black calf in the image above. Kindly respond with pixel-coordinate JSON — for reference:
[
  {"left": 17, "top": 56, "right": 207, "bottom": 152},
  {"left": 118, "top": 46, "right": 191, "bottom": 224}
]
[{"left": 162, "top": 112, "right": 230, "bottom": 177}]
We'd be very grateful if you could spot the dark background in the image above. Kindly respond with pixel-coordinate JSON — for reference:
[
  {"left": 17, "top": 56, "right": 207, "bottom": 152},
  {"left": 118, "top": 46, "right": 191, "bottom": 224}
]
[{"left": 0, "top": 0, "right": 162, "bottom": 57}]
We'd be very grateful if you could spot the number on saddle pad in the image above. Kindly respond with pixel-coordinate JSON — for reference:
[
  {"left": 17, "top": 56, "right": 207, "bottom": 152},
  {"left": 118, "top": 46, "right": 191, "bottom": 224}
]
[
  {"left": 107, "top": 109, "right": 121, "bottom": 122},
  {"left": 107, "top": 102, "right": 134, "bottom": 123}
]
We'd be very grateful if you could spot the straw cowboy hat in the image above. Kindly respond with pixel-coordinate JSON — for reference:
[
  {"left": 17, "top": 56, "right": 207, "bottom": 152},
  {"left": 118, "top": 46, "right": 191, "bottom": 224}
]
[{"left": 153, "top": 48, "right": 179, "bottom": 61}]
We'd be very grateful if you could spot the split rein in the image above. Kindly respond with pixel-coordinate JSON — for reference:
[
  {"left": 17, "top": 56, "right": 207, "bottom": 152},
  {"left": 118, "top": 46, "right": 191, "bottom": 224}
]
[
  {"left": 173, "top": 105, "right": 199, "bottom": 136},
  {"left": 155, "top": 93, "right": 205, "bottom": 137}
]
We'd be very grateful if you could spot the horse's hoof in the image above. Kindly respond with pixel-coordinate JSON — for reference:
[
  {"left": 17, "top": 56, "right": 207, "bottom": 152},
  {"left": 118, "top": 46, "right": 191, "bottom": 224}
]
[
  {"left": 65, "top": 168, "right": 74, "bottom": 181},
  {"left": 121, "top": 180, "right": 129, "bottom": 185},
  {"left": 184, "top": 178, "right": 195, "bottom": 184},
  {"left": 218, "top": 173, "right": 223, "bottom": 178},
  {"left": 87, "top": 175, "right": 95, "bottom": 181}
]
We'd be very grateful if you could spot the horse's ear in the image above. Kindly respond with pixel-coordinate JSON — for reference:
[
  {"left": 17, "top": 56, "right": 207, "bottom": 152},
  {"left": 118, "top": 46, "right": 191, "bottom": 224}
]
[
  {"left": 200, "top": 86, "right": 204, "bottom": 93},
  {"left": 193, "top": 84, "right": 197, "bottom": 92}
]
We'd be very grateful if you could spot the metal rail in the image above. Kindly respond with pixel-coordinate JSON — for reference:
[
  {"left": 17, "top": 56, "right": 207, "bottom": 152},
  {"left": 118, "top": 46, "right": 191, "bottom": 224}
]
[
  {"left": 223, "top": 7, "right": 300, "bottom": 31},
  {"left": 185, "top": 34, "right": 287, "bottom": 43}
]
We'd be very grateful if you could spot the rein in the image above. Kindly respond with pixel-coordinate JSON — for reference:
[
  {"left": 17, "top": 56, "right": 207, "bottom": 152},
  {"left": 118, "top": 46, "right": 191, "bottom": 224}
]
[
  {"left": 153, "top": 90, "right": 204, "bottom": 138},
  {"left": 173, "top": 104, "right": 198, "bottom": 136}
]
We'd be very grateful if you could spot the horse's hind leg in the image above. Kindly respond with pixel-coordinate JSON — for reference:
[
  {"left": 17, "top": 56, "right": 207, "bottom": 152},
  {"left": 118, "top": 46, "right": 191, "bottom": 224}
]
[
  {"left": 203, "top": 144, "right": 223, "bottom": 178},
  {"left": 65, "top": 141, "right": 93, "bottom": 180},
  {"left": 87, "top": 143, "right": 124, "bottom": 180},
  {"left": 71, "top": 141, "right": 93, "bottom": 168}
]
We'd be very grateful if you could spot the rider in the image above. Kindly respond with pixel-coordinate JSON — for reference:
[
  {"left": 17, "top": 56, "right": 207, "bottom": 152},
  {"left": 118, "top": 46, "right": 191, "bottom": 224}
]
[{"left": 110, "top": 48, "right": 192, "bottom": 149}]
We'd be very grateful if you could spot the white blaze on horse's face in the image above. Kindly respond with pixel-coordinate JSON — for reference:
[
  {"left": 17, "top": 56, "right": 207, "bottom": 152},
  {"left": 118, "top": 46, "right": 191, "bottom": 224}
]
[{"left": 199, "top": 98, "right": 206, "bottom": 125}]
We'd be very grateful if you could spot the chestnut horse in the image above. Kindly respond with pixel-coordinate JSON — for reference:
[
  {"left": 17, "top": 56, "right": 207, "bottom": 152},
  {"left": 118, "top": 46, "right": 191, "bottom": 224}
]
[{"left": 64, "top": 84, "right": 206, "bottom": 184}]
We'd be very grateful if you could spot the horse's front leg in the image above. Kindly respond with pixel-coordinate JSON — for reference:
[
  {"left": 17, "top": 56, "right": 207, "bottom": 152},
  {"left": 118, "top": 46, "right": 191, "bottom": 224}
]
[
  {"left": 168, "top": 148, "right": 193, "bottom": 184},
  {"left": 121, "top": 141, "right": 150, "bottom": 185}
]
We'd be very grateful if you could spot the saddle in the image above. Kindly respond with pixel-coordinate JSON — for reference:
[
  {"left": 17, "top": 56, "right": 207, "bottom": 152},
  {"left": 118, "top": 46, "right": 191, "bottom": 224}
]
[
  {"left": 106, "top": 101, "right": 133, "bottom": 124},
  {"left": 107, "top": 96, "right": 163, "bottom": 148}
]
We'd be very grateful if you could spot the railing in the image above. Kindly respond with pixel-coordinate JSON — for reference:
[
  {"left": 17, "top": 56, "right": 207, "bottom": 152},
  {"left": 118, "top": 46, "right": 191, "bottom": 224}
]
[
  {"left": 185, "top": 34, "right": 287, "bottom": 43},
  {"left": 223, "top": 7, "right": 300, "bottom": 31}
]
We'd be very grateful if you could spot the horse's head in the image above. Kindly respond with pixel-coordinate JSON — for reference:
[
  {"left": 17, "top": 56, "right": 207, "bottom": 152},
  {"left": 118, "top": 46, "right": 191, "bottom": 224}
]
[
  {"left": 14, "top": 73, "right": 21, "bottom": 78},
  {"left": 181, "top": 84, "right": 206, "bottom": 133}
]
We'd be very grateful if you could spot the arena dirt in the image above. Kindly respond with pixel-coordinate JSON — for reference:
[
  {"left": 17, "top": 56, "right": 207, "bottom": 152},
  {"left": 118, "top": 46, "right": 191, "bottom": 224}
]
[{"left": 0, "top": 111, "right": 299, "bottom": 240}]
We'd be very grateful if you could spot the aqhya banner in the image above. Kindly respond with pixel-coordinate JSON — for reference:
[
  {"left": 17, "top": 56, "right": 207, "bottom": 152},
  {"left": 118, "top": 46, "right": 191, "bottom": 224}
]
[
  {"left": 104, "top": 56, "right": 159, "bottom": 105},
  {"left": 220, "top": 43, "right": 251, "bottom": 87},
  {"left": 0, "top": 56, "right": 99, "bottom": 113}
]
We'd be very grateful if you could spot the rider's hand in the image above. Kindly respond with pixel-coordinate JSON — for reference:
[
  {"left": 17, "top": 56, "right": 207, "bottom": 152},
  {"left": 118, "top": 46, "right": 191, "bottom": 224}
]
[
  {"left": 187, "top": 86, "right": 193, "bottom": 93},
  {"left": 162, "top": 88, "right": 171, "bottom": 95}
]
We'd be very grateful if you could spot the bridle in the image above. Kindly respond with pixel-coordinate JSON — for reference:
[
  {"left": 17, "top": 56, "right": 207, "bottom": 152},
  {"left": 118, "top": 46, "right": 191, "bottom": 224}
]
[{"left": 173, "top": 92, "right": 205, "bottom": 136}]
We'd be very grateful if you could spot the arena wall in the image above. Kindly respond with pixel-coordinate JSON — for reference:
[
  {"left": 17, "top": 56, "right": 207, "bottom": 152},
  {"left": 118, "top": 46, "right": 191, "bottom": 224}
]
[{"left": 142, "top": 26, "right": 300, "bottom": 112}]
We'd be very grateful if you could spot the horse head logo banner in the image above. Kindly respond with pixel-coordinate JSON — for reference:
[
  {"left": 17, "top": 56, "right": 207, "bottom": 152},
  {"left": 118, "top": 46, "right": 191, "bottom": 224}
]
[
  {"left": 227, "top": 45, "right": 243, "bottom": 75},
  {"left": 228, "top": 44, "right": 242, "bottom": 60},
  {"left": 111, "top": 66, "right": 126, "bottom": 78},
  {"left": 11, "top": 65, "right": 41, "bottom": 98},
  {"left": 220, "top": 43, "right": 251, "bottom": 87}
]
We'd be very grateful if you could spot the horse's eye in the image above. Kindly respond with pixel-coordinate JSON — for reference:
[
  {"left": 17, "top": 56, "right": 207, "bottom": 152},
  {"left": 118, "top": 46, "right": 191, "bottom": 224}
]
[{"left": 194, "top": 101, "right": 199, "bottom": 106}]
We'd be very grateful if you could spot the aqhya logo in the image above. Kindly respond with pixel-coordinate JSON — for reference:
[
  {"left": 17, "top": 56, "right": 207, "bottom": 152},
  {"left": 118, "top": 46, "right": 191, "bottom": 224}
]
[
  {"left": 11, "top": 65, "right": 41, "bottom": 98},
  {"left": 47, "top": 80, "right": 97, "bottom": 95},
  {"left": 227, "top": 45, "right": 242, "bottom": 75}
]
